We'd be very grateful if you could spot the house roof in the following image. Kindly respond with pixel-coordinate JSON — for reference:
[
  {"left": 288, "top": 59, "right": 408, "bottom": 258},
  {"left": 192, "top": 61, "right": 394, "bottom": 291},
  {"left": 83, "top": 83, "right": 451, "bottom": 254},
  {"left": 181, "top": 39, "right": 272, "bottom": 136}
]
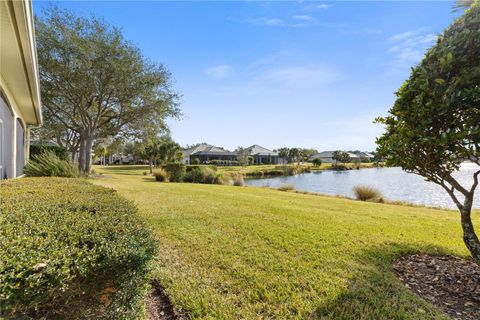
[
  {"left": 183, "top": 144, "right": 236, "bottom": 156},
  {"left": 309, "top": 151, "right": 359, "bottom": 160},
  {"left": 356, "top": 152, "right": 375, "bottom": 158},
  {"left": 1, "top": 0, "right": 42, "bottom": 126},
  {"left": 246, "top": 145, "right": 278, "bottom": 156}
]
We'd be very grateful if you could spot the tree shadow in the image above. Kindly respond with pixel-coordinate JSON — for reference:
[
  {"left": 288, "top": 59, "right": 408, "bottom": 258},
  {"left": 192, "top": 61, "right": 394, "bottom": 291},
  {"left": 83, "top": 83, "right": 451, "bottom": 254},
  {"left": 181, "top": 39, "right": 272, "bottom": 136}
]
[{"left": 309, "top": 242, "right": 455, "bottom": 320}]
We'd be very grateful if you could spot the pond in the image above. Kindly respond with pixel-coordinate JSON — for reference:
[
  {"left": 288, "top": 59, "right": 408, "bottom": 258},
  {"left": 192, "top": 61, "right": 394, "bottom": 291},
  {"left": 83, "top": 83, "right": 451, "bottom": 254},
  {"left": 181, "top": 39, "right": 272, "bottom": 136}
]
[{"left": 245, "top": 163, "right": 480, "bottom": 209}]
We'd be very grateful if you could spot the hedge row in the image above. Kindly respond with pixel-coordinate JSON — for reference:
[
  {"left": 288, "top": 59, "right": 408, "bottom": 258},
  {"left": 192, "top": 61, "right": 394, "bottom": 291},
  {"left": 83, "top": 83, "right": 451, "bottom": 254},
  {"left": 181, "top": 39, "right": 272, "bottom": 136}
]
[{"left": 0, "top": 178, "right": 156, "bottom": 319}]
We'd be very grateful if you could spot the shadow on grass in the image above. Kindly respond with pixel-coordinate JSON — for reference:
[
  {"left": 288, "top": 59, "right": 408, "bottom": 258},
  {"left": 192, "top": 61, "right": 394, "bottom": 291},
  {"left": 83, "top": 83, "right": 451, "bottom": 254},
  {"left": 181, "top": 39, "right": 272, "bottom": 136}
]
[{"left": 311, "top": 242, "right": 454, "bottom": 320}]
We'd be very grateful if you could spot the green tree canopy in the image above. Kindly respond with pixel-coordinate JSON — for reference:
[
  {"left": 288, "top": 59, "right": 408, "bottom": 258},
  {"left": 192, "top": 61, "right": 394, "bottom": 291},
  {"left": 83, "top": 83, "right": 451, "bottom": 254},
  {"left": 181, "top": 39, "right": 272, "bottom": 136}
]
[
  {"left": 376, "top": 3, "right": 480, "bottom": 263},
  {"left": 35, "top": 6, "right": 180, "bottom": 173}
]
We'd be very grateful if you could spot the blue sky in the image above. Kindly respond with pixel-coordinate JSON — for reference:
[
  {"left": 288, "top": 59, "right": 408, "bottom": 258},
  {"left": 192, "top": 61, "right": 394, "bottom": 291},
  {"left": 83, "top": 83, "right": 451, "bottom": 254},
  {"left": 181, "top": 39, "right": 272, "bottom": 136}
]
[{"left": 34, "top": 1, "right": 460, "bottom": 151}]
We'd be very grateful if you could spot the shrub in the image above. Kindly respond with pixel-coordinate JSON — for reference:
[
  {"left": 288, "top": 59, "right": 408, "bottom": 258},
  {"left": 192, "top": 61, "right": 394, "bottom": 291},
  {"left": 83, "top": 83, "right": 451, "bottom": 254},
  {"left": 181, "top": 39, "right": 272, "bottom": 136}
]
[
  {"left": 233, "top": 174, "right": 245, "bottom": 187},
  {"left": 24, "top": 150, "right": 79, "bottom": 178},
  {"left": 153, "top": 168, "right": 169, "bottom": 182},
  {"left": 331, "top": 164, "right": 348, "bottom": 171},
  {"left": 0, "top": 178, "right": 156, "bottom": 319},
  {"left": 213, "top": 172, "right": 234, "bottom": 185},
  {"left": 162, "top": 163, "right": 186, "bottom": 182},
  {"left": 186, "top": 165, "right": 217, "bottom": 173},
  {"left": 191, "top": 157, "right": 201, "bottom": 165},
  {"left": 312, "top": 158, "right": 322, "bottom": 167},
  {"left": 277, "top": 184, "right": 295, "bottom": 191},
  {"left": 183, "top": 166, "right": 216, "bottom": 184},
  {"left": 30, "top": 144, "right": 69, "bottom": 161},
  {"left": 353, "top": 185, "right": 384, "bottom": 202}
]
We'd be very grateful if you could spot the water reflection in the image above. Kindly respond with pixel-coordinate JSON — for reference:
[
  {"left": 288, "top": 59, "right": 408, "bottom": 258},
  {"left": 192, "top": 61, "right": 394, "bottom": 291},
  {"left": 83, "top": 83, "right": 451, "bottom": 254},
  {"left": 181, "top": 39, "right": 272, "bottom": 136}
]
[{"left": 245, "top": 163, "right": 480, "bottom": 209}]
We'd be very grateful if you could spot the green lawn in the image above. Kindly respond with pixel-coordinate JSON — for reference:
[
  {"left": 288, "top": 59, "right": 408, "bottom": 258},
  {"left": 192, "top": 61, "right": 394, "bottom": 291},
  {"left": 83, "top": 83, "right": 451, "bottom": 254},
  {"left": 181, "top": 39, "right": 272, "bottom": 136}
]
[{"left": 92, "top": 166, "right": 478, "bottom": 319}]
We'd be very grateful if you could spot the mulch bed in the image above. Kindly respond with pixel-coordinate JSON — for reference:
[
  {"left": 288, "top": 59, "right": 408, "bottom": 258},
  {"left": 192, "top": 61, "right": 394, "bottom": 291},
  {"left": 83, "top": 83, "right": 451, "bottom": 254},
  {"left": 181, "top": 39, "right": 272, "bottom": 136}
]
[
  {"left": 393, "top": 254, "right": 480, "bottom": 320},
  {"left": 145, "top": 281, "right": 186, "bottom": 320}
]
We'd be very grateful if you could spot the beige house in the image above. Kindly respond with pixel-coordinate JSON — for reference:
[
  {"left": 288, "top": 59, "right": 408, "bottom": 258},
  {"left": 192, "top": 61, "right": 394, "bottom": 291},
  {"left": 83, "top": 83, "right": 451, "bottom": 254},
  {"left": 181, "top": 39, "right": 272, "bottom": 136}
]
[{"left": 0, "top": 0, "right": 42, "bottom": 179}]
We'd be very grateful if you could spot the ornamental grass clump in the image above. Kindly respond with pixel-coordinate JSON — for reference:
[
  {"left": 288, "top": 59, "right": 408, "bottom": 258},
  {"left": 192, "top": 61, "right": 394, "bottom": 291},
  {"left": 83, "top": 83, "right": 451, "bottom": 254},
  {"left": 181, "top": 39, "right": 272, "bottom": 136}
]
[
  {"left": 353, "top": 185, "right": 384, "bottom": 203},
  {"left": 0, "top": 178, "right": 156, "bottom": 319},
  {"left": 153, "top": 168, "right": 169, "bottom": 182},
  {"left": 277, "top": 184, "right": 295, "bottom": 192},
  {"left": 24, "top": 150, "right": 78, "bottom": 177}
]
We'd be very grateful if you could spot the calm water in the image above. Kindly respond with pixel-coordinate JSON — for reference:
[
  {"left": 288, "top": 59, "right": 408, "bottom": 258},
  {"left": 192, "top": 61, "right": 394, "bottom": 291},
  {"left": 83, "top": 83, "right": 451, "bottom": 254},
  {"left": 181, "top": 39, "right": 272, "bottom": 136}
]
[{"left": 245, "top": 163, "right": 480, "bottom": 209}]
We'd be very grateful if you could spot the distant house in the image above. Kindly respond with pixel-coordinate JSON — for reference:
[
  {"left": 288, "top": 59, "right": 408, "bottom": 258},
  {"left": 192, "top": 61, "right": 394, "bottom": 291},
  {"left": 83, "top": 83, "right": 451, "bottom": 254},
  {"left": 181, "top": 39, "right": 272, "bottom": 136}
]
[
  {"left": 1, "top": 0, "right": 42, "bottom": 179},
  {"left": 355, "top": 152, "right": 375, "bottom": 162},
  {"left": 182, "top": 144, "right": 236, "bottom": 164},
  {"left": 309, "top": 151, "right": 359, "bottom": 163},
  {"left": 245, "top": 145, "right": 280, "bottom": 165}
]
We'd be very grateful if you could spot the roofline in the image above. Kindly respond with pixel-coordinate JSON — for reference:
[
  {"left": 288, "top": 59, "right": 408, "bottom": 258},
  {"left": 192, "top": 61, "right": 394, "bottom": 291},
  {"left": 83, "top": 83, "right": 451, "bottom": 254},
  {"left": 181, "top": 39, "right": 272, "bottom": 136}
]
[{"left": 8, "top": 0, "right": 42, "bottom": 126}]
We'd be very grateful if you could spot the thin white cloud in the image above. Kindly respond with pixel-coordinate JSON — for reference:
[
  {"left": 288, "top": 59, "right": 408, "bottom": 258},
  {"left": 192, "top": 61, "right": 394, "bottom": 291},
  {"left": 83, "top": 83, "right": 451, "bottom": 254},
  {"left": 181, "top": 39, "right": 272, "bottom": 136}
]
[
  {"left": 388, "top": 28, "right": 437, "bottom": 66},
  {"left": 240, "top": 15, "right": 319, "bottom": 28},
  {"left": 246, "top": 17, "right": 285, "bottom": 26},
  {"left": 251, "top": 64, "right": 342, "bottom": 92},
  {"left": 292, "top": 15, "right": 314, "bottom": 21},
  {"left": 204, "top": 64, "right": 234, "bottom": 79},
  {"left": 317, "top": 4, "right": 333, "bottom": 9}
]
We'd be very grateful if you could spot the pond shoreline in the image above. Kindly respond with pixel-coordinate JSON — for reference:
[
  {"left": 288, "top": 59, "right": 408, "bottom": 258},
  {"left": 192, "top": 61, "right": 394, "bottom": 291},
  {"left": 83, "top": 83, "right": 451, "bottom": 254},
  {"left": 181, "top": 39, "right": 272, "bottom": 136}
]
[{"left": 245, "top": 165, "right": 480, "bottom": 209}]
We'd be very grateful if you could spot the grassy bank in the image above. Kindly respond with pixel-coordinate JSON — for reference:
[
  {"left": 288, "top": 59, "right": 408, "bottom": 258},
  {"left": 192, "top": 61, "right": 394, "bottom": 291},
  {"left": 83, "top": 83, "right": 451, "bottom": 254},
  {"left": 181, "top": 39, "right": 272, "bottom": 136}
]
[
  {"left": 92, "top": 165, "right": 478, "bottom": 319},
  {"left": 94, "top": 162, "right": 380, "bottom": 179}
]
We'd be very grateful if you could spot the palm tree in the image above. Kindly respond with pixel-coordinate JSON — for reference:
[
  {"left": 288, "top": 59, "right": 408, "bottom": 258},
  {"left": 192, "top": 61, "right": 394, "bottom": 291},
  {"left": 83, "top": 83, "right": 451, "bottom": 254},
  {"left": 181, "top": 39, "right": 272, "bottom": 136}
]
[
  {"left": 289, "top": 148, "right": 300, "bottom": 166},
  {"left": 277, "top": 148, "right": 290, "bottom": 171}
]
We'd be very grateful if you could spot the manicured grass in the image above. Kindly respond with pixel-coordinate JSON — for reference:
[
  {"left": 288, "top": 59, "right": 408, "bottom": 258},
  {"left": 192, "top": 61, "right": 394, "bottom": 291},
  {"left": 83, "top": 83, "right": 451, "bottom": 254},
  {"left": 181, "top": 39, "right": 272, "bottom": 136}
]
[{"left": 92, "top": 166, "right": 478, "bottom": 319}]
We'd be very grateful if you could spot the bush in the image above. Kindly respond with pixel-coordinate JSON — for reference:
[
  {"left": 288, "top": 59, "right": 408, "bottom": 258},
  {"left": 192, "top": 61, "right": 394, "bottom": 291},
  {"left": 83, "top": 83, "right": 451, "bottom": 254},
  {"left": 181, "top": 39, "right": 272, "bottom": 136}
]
[
  {"left": 331, "top": 164, "right": 348, "bottom": 171},
  {"left": 162, "top": 163, "right": 186, "bottom": 182},
  {"left": 353, "top": 185, "right": 384, "bottom": 202},
  {"left": 233, "top": 174, "right": 245, "bottom": 187},
  {"left": 153, "top": 168, "right": 169, "bottom": 182},
  {"left": 24, "top": 150, "right": 79, "bottom": 178},
  {"left": 277, "top": 184, "right": 295, "bottom": 191},
  {"left": 312, "top": 158, "right": 322, "bottom": 167},
  {"left": 214, "top": 173, "right": 232, "bottom": 185},
  {"left": 183, "top": 166, "right": 216, "bottom": 184},
  {"left": 0, "top": 178, "right": 156, "bottom": 319},
  {"left": 186, "top": 165, "right": 217, "bottom": 173},
  {"left": 30, "top": 144, "right": 69, "bottom": 161}
]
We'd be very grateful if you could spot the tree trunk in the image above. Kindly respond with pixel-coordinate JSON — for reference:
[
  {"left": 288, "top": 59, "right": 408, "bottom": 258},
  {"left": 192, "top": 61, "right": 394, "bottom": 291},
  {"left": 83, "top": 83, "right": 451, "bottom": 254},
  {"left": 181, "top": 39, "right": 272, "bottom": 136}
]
[
  {"left": 460, "top": 195, "right": 480, "bottom": 264},
  {"left": 149, "top": 159, "right": 153, "bottom": 174},
  {"left": 84, "top": 138, "right": 94, "bottom": 174},
  {"left": 78, "top": 137, "right": 86, "bottom": 172}
]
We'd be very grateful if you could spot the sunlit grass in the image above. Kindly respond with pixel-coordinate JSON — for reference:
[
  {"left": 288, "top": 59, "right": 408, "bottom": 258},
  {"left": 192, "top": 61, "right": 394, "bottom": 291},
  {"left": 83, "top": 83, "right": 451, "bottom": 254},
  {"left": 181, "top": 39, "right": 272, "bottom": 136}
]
[{"left": 92, "top": 165, "right": 477, "bottom": 319}]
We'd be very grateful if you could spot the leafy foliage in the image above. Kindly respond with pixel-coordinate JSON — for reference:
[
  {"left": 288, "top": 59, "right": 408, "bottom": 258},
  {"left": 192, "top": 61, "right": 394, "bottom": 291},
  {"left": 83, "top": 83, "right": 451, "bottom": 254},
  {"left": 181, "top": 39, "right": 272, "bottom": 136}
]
[
  {"left": 332, "top": 151, "right": 351, "bottom": 164},
  {"left": 24, "top": 150, "right": 79, "bottom": 178},
  {"left": 153, "top": 168, "right": 169, "bottom": 182},
  {"left": 0, "top": 178, "right": 156, "bottom": 319},
  {"left": 376, "top": 3, "right": 480, "bottom": 263},
  {"left": 312, "top": 158, "right": 323, "bottom": 167},
  {"left": 183, "top": 166, "right": 218, "bottom": 184},
  {"left": 162, "top": 163, "right": 186, "bottom": 182},
  {"left": 36, "top": 6, "right": 180, "bottom": 172},
  {"left": 30, "top": 144, "right": 68, "bottom": 161}
]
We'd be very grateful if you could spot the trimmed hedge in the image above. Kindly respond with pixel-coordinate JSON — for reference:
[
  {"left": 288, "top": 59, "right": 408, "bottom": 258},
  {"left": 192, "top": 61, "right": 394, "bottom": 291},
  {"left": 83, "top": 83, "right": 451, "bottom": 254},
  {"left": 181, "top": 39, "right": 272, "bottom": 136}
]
[
  {"left": 0, "top": 178, "right": 156, "bottom": 319},
  {"left": 30, "top": 144, "right": 68, "bottom": 161}
]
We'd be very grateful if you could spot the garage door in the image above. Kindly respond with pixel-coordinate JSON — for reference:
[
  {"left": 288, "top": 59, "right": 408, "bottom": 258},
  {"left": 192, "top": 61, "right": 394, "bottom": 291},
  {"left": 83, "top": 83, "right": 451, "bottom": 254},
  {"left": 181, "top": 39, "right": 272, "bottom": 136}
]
[{"left": 0, "top": 92, "right": 14, "bottom": 179}]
